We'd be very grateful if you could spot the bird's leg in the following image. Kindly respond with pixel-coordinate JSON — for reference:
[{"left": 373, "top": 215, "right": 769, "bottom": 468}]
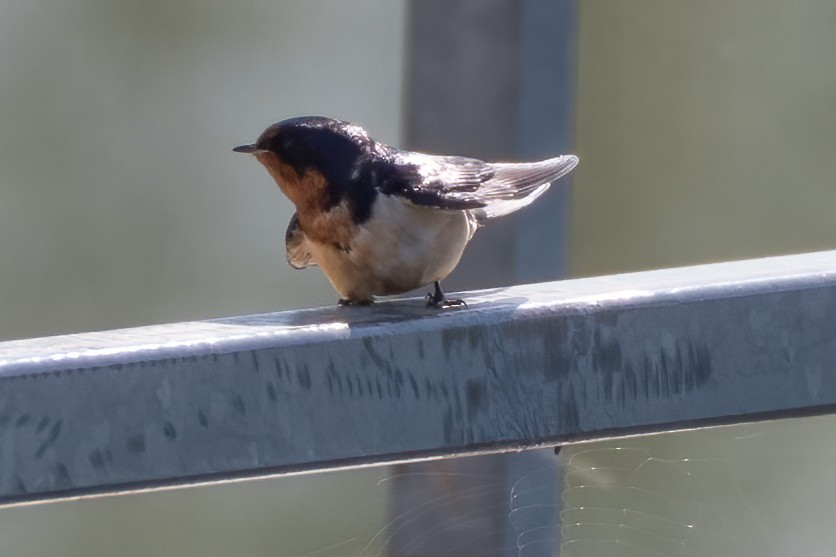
[
  {"left": 425, "top": 281, "right": 467, "bottom": 309},
  {"left": 424, "top": 281, "right": 444, "bottom": 306}
]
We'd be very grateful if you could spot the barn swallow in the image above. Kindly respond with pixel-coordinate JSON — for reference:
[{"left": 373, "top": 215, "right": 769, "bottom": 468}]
[{"left": 234, "top": 116, "right": 578, "bottom": 308}]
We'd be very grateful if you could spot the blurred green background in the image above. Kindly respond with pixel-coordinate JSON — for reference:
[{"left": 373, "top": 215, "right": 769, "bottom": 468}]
[
  {"left": 1, "top": 1, "right": 835, "bottom": 556},
  {"left": 0, "top": 0, "right": 405, "bottom": 341},
  {"left": 571, "top": 1, "right": 836, "bottom": 275},
  {"left": 4, "top": 1, "right": 835, "bottom": 342}
]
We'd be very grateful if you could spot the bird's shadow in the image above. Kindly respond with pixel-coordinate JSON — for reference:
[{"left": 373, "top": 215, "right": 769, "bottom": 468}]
[{"left": 212, "top": 287, "right": 531, "bottom": 332}]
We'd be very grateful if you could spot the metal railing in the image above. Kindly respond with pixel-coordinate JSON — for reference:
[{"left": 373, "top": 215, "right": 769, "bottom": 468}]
[{"left": 1, "top": 250, "right": 835, "bottom": 506}]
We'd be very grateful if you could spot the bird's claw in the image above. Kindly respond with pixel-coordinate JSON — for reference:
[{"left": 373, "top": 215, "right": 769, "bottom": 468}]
[
  {"left": 425, "top": 280, "right": 467, "bottom": 309},
  {"left": 425, "top": 297, "right": 468, "bottom": 309}
]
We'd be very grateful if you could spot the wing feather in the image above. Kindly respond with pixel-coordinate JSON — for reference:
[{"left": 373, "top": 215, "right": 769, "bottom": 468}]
[
  {"left": 472, "top": 155, "right": 579, "bottom": 221},
  {"left": 384, "top": 152, "right": 578, "bottom": 220},
  {"left": 285, "top": 213, "right": 316, "bottom": 269},
  {"left": 378, "top": 153, "right": 494, "bottom": 210}
]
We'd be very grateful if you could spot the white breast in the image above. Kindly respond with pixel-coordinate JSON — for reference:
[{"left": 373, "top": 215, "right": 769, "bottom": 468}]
[{"left": 309, "top": 195, "right": 477, "bottom": 302}]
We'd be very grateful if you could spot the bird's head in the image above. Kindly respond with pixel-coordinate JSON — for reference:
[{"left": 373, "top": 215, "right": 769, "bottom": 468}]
[
  {"left": 234, "top": 117, "right": 379, "bottom": 212},
  {"left": 233, "top": 116, "right": 372, "bottom": 179}
]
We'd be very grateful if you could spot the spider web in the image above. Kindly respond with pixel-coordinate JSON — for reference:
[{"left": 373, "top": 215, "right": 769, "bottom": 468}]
[
  {"left": 272, "top": 417, "right": 836, "bottom": 557},
  {"left": 5, "top": 417, "right": 834, "bottom": 556}
]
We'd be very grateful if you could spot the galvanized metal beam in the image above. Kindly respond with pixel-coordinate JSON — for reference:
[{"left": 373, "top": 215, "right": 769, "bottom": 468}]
[{"left": 1, "top": 250, "right": 835, "bottom": 505}]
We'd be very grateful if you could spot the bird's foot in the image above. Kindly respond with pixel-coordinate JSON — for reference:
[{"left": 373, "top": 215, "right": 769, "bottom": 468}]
[
  {"left": 425, "top": 281, "right": 468, "bottom": 309},
  {"left": 337, "top": 298, "right": 374, "bottom": 307},
  {"left": 426, "top": 297, "right": 468, "bottom": 309}
]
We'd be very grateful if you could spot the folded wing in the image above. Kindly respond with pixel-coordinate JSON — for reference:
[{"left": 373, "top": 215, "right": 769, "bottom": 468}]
[{"left": 385, "top": 152, "right": 578, "bottom": 222}]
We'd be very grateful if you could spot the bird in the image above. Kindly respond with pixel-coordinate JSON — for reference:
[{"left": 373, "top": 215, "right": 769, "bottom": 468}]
[{"left": 233, "top": 116, "right": 578, "bottom": 308}]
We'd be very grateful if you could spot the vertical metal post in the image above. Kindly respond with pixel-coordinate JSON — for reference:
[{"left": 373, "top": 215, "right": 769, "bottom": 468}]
[
  {"left": 392, "top": 1, "right": 577, "bottom": 555},
  {"left": 514, "top": 0, "right": 578, "bottom": 283}
]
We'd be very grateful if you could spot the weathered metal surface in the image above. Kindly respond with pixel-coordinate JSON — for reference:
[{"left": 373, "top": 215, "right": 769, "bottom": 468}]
[{"left": 0, "top": 251, "right": 835, "bottom": 504}]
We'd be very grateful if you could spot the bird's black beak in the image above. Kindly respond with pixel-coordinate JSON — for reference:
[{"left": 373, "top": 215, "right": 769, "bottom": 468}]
[{"left": 232, "top": 143, "right": 259, "bottom": 153}]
